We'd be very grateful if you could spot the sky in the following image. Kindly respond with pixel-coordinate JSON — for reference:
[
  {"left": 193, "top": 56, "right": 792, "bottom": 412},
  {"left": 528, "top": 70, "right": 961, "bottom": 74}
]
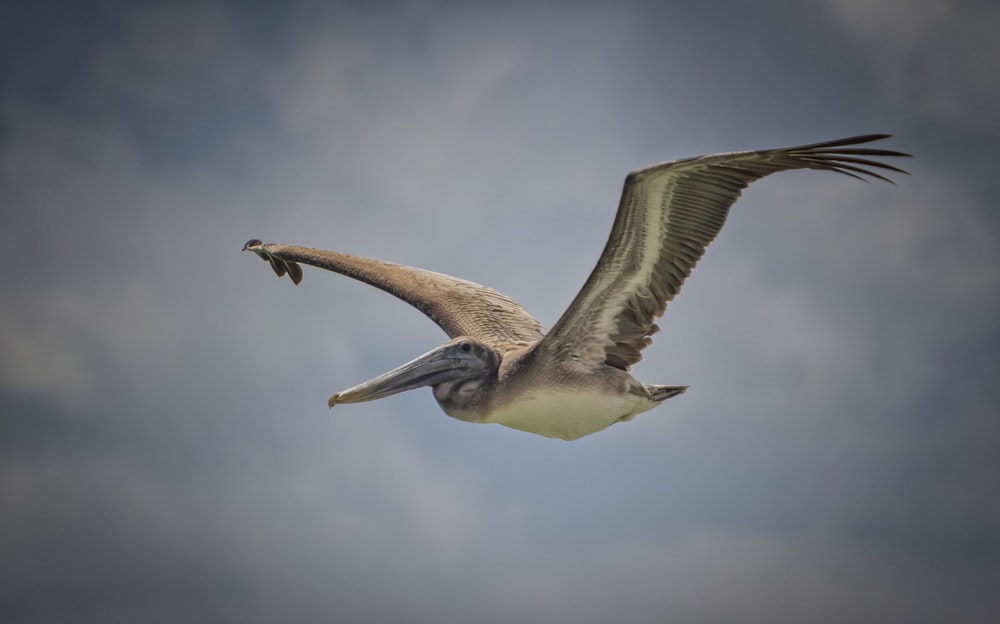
[{"left": 1, "top": 0, "right": 999, "bottom": 622}]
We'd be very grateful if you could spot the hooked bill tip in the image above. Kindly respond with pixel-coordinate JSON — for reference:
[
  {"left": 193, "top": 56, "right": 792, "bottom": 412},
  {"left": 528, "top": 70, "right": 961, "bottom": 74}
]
[{"left": 327, "top": 394, "right": 339, "bottom": 409}]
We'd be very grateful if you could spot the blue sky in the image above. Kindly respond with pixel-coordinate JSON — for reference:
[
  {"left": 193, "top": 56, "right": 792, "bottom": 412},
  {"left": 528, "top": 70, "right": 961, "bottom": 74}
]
[{"left": 2, "top": 1, "right": 999, "bottom": 622}]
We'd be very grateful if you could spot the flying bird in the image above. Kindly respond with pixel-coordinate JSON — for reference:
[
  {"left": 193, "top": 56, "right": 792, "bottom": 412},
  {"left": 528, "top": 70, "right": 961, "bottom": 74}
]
[{"left": 244, "top": 134, "right": 909, "bottom": 440}]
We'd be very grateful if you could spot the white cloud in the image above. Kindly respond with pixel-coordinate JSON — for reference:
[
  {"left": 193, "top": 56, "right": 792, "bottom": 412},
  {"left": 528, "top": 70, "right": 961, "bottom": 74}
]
[
  {"left": 0, "top": 289, "right": 100, "bottom": 407},
  {"left": 760, "top": 169, "right": 1000, "bottom": 336}
]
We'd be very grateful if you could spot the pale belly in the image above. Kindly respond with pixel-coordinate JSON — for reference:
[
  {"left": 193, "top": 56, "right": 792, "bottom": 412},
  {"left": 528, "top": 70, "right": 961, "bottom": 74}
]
[{"left": 481, "top": 390, "right": 660, "bottom": 441}]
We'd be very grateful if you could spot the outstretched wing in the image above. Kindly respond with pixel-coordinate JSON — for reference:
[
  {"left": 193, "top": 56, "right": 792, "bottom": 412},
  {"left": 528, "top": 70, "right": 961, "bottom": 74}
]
[
  {"left": 242, "top": 241, "right": 544, "bottom": 348},
  {"left": 537, "top": 134, "right": 910, "bottom": 370}
]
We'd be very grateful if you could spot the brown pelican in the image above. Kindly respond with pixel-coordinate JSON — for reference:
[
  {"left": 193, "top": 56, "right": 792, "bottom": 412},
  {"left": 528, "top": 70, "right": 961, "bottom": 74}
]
[{"left": 244, "top": 134, "right": 908, "bottom": 440}]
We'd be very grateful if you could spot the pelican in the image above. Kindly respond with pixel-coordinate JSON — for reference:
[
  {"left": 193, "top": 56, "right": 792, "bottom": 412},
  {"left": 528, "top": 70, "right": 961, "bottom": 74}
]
[{"left": 244, "top": 134, "right": 908, "bottom": 440}]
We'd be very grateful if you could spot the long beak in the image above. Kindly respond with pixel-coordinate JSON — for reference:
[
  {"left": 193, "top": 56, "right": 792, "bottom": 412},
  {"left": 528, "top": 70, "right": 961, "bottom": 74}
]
[{"left": 328, "top": 344, "right": 475, "bottom": 408}]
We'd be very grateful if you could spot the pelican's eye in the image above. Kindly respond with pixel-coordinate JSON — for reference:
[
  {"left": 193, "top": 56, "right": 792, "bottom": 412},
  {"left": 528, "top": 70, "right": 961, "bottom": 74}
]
[{"left": 460, "top": 341, "right": 472, "bottom": 353}]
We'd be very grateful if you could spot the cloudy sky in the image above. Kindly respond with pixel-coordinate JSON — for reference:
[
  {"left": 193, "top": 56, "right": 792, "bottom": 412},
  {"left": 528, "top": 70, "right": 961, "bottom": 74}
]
[{"left": 2, "top": 0, "right": 998, "bottom": 622}]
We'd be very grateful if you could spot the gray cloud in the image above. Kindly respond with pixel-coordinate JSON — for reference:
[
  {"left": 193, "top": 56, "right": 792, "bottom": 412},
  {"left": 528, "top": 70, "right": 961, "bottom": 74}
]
[
  {"left": 824, "top": 0, "right": 1000, "bottom": 131},
  {"left": 1, "top": 1, "right": 997, "bottom": 623}
]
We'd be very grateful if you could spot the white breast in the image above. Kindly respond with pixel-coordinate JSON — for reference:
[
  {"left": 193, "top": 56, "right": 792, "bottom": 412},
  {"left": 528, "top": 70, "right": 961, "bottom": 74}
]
[{"left": 482, "top": 389, "right": 659, "bottom": 441}]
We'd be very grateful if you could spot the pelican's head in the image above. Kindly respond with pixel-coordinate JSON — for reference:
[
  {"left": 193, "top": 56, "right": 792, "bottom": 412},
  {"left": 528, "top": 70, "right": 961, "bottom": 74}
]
[{"left": 328, "top": 337, "right": 500, "bottom": 411}]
